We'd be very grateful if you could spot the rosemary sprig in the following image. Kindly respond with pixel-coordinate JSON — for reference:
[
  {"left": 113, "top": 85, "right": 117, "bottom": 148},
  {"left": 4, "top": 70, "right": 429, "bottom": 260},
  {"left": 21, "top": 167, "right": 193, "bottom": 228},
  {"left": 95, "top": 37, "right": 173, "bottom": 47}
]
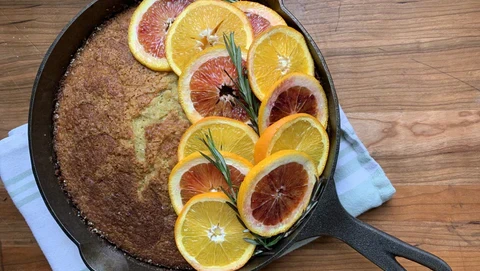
[
  {"left": 222, "top": 0, "right": 239, "bottom": 3},
  {"left": 199, "top": 130, "right": 324, "bottom": 254},
  {"left": 199, "top": 132, "right": 277, "bottom": 252},
  {"left": 223, "top": 32, "right": 260, "bottom": 134},
  {"left": 199, "top": 129, "right": 236, "bottom": 203}
]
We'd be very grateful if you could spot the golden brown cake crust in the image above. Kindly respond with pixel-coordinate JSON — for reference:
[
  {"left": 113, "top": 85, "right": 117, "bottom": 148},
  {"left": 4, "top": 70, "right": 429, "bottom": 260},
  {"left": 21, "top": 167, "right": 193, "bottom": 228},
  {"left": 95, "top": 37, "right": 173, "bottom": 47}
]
[{"left": 54, "top": 7, "right": 191, "bottom": 269}]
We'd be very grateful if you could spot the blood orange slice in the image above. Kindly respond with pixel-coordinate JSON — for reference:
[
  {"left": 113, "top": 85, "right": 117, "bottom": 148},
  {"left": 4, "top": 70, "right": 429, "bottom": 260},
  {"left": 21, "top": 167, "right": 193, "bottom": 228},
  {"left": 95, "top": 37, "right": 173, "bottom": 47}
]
[
  {"left": 128, "top": 0, "right": 194, "bottom": 71},
  {"left": 233, "top": 1, "right": 287, "bottom": 37},
  {"left": 237, "top": 150, "right": 317, "bottom": 237},
  {"left": 258, "top": 72, "right": 328, "bottom": 134},
  {"left": 169, "top": 151, "right": 252, "bottom": 214},
  {"left": 178, "top": 46, "right": 249, "bottom": 124}
]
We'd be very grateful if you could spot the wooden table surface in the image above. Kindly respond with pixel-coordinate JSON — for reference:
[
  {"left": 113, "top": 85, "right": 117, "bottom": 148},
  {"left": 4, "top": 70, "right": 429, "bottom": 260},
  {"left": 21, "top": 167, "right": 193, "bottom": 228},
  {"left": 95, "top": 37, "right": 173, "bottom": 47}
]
[{"left": 1, "top": 0, "right": 479, "bottom": 270}]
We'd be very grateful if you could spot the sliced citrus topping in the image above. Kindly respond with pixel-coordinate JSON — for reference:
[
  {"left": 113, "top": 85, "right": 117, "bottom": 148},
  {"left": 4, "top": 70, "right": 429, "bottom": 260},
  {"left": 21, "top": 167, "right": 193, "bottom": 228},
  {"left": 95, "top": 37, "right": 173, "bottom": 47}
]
[
  {"left": 169, "top": 151, "right": 252, "bottom": 214},
  {"left": 237, "top": 150, "right": 316, "bottom": 237},
  {"left": 232, "top": 1, "right": 286, "bottom": 37},
  {"left": 178, "top": 116, "right": 259, "bottom": 164},
  {"left": 247, "top": 26, "right": 314, "bottom": 101},
  {"left": 128, "top": 0, "right": 194, "bottom": 71},
  {"left": 178, "top": 46, "right": 249, "bottom": 123},
  {"left": 258, "top": 72, "right": 328, "bottom": 134},
  {"left": 175, "top": 192, "right": 255, "bottom": 270},
  {"left": 165, "top": 0, "right": 253, "bottom": 75},
  {"left": 254, "top": 113, "right": 329, "bottom": 176}
]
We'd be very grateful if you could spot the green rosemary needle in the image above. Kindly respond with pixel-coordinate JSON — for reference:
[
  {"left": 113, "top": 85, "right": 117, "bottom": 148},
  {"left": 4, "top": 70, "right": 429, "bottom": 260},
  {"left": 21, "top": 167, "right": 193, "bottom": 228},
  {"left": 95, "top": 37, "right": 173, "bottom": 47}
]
[{"left": 223, "top": 32, "right": 260, "bottom": 134}]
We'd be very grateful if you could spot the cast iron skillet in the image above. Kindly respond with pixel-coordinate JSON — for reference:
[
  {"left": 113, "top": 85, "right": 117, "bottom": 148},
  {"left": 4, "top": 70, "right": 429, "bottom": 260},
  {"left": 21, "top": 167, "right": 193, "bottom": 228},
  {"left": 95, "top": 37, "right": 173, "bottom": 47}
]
[{"left": 28, "top": 0, "right": 452, "bottom": 270}]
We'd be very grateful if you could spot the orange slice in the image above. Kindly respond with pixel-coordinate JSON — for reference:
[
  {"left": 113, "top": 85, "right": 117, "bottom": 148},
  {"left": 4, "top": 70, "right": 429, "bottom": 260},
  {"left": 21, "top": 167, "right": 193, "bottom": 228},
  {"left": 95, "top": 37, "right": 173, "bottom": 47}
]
[
  {"left": 254, "top": 113, "right": 329, "bottom": 176},
  {"left": 178, "top": 46, "right": 249, "bottom": 123},
  {"left": 175, "top": 192, "right": 255, "bottom": 270},
  {"left": 247, "top": 26, "right": 314, "bottom": 101},
  {"left": 237, "top": 150, "right": 317, "bottom": 237},
  {"left": 128, "top": 0, "right": 194, "bottom": 71},
  {"left": 258, "top": 72, "right": 328, "bottom": 134},
  {"left": 169, "top": 151, "right": 252, "bottom": 214},
  {"left": 233, "top": 1, "right": 286, "bottom": 37},
  {"left": 177, "top": 116, "right": 259, "bottom": 164},
  {"left": 165, "top": 0, "right": 253, "bottom": 75}
]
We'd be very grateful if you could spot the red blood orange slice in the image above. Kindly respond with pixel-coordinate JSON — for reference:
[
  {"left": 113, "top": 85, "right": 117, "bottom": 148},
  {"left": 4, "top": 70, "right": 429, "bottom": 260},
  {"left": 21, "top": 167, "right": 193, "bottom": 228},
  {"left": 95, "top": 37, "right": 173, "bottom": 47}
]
[
  {"left": 258, "top": 72, "right": 328, "bottom": 134},
  {"left": 178, "top": 46, "right": 249, "bottom": 123},
  {"left": 237, "top": 150, "right": 317, "bottom": 237},
  {"left": 169, "top": 151, "right": 252, "bottom": 214},
  {"left": 128, "top": 0, "right": 194, "bottom": 71},
  {"left": 233, "top": 1, "right": 287, "bottom": 37}
]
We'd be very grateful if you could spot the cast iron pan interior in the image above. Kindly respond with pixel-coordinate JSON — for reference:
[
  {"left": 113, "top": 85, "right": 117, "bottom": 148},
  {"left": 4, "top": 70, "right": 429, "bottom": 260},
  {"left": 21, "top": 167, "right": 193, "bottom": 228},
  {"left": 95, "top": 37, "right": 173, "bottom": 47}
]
[{"left": 28, "top": 0, "right": 452, "bottom": 270}]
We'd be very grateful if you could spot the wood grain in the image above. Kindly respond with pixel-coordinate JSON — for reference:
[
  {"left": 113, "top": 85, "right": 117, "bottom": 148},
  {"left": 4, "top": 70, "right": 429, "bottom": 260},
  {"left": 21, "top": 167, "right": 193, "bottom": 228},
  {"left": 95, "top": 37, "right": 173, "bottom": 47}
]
[{"left": 0, "top": 0, "right": 479, "bottom": 270}]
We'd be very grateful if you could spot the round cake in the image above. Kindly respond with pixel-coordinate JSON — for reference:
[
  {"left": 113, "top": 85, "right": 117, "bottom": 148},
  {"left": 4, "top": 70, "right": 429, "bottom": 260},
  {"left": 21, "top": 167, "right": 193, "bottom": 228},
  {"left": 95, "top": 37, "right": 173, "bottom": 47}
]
[{"left": 53, "top": 7, "right": 191, "bottom": 269}]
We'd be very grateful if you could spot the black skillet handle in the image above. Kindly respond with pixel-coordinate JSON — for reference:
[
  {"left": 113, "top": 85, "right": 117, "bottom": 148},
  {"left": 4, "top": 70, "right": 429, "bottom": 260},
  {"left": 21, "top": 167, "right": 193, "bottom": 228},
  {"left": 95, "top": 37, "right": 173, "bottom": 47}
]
[{"left": 294, "top": 179, "right": 452, "bottom": 271}]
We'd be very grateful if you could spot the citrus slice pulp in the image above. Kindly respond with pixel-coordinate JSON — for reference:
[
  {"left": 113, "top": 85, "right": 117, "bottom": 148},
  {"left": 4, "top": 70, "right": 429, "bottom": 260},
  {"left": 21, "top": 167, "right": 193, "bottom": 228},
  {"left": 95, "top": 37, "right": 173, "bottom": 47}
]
[
  {"left": 254, "top": 113, "right": 329, "bottom": 176},
  {"left": 258, "top": 72, "right": 328, "bottom": 134},
  {"left": 128, "top": 0, "right": 194, "bottom": 71},
  {"left": 237, "top": 150, "right": 317, "bottom": 237},
  {"left": 178, "top": 46, "right": 249, "bottom": 123},
  {"left": 165, "top": 0, "right": 253, "bottom": 75},
  {"left": 247, "top": 26, "right": 314, "bottom": 101},
  {"left": 233, "top": 1, "right": 286, "bottom": 37},
  {"left": 169, "top": 151, "right": 252, "bottom": 214},
  {"left": 175, "top": 192, "right": 255, "bottom": 270},
  {"left": 178, "top": 116, "right": 259, "bottom": 164}
]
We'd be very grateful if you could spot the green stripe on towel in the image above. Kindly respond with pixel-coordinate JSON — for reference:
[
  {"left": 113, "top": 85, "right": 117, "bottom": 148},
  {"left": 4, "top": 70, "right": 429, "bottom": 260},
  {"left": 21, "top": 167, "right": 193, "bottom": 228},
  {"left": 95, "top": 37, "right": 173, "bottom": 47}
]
[
  {"left": 17, "top": 191, "right": 41, "bottom": 208},
  {"left": 10, "top": 179, "right": 36, "bottom": 198},
  {"left": 3, "top": 169, "right": 33, "bottom": 186}
]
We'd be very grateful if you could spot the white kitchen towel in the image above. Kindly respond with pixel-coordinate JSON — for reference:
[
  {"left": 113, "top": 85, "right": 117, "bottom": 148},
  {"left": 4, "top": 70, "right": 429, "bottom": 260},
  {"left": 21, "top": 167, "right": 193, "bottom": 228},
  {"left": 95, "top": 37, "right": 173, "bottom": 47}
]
[
  {"left": 0, "top": 124, "right": 88, "bottom": 271},
  {"left": 0, "top": 109, "right": 395, "bottom": 271}
]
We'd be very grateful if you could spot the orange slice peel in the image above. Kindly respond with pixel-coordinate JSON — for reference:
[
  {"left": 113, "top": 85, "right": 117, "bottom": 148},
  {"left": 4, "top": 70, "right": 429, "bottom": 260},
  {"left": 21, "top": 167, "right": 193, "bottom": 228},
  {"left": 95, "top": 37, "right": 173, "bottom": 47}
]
[
  {"left": 175, "top": 192, "right": 255, "bottom": 270},
  {"left": 178, "top": 46, "right": 250, "bottom": 123},
  {"left": 177, "top": 116, "right": 259, "bottom": 164},
  {"left": 233, "top": 1, "right": 287, "bottom": 37},
  {"left": 258, "top": 72, "right": 328, "bottom": 134},
  {"left": 128, "top": 0, "right": 194, "bottom": 71},
  {"left": 247, "top": 25, "right": 314, "bottom": 101},
  {"left": 255, "top": 113, "right": 329, "bottom": 176},
  {"left": 169, "top": 151, "right": 252, "bottom": 215},
  {"left": 237, "top": 150, "right": 317, "bottom": 237},
  {"left": 166, "top": 0, "right": 253, "bottom": 75}
]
